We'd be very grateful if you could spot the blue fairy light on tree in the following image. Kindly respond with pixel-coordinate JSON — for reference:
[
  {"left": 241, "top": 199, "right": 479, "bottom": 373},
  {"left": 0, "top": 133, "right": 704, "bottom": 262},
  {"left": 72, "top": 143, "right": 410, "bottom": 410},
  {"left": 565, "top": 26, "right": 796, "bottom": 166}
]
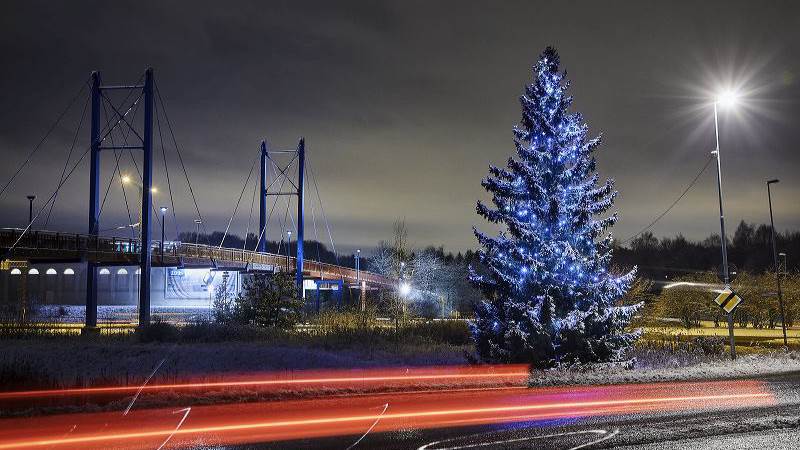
[{"left": 470, "top": 47, "right": 641, "bottom": 367}]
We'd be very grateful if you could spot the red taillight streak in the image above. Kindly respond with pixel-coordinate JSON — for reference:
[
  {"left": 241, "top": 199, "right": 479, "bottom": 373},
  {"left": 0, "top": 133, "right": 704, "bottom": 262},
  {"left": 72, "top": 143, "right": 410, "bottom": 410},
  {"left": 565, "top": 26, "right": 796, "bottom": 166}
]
[
  {"left": 0, "top": 370, "right": 530, "bottom": 399},
  {"left": 0, "top": 391, "right": 771, "bottom": 449}
]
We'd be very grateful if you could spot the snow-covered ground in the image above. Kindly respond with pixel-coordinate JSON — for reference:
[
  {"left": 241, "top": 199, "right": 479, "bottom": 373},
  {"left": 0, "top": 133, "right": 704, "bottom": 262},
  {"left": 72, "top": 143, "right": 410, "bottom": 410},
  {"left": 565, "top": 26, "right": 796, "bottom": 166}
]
[
  {"left": 31, "top": 305, "right": 212, "bottom": 323},
  {"left": 529, "top": 352, "right": 800, "bottom": 386}
]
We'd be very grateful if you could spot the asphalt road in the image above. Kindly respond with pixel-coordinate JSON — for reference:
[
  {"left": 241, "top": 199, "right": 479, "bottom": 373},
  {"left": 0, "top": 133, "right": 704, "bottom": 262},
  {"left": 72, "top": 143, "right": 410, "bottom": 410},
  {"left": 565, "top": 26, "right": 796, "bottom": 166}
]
[
  {"left": 2, "top": 369, "right": 799, "bottom": 449},
  {"left": 240, "top": 371, "right": 800, "bottom": 450}
]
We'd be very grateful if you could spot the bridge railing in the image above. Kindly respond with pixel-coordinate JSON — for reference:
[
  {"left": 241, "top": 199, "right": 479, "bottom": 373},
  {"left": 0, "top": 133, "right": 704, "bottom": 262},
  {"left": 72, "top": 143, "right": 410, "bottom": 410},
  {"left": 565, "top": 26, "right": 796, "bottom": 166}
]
[
  {"left": 1, "top": 228, "right": 392, "bottom": 286},
  {"left": 0, "top": 228, "right": 142, "bottom": 257}
]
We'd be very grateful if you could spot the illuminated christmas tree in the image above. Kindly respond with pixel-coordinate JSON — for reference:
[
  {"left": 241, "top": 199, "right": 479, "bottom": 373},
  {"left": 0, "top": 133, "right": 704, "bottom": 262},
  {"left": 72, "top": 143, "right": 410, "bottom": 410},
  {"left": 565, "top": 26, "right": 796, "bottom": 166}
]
[{"left": 470, "top": 47, "right": 640, "bottom": 366}]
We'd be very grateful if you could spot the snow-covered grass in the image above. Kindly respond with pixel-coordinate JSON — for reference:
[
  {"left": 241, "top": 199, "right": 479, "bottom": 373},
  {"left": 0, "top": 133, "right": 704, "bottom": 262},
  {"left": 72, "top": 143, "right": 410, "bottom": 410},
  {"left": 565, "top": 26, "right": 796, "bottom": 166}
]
[{"left": 529, "top": 349, "right": 800, "bottom": 387}]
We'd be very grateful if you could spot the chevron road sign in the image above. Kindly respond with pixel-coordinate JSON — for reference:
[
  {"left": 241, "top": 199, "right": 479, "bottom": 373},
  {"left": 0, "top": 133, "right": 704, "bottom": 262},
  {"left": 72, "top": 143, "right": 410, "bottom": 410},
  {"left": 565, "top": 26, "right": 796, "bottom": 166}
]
[{"left": 714, "top": 287, "right": 743, "bottom": 314}]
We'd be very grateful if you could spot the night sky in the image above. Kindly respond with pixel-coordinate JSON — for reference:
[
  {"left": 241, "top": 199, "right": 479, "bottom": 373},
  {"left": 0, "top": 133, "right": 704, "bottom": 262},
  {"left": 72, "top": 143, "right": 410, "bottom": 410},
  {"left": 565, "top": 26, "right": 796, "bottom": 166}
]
[{"left": 1, "top": 1, "right": 799, "bottom": 254}]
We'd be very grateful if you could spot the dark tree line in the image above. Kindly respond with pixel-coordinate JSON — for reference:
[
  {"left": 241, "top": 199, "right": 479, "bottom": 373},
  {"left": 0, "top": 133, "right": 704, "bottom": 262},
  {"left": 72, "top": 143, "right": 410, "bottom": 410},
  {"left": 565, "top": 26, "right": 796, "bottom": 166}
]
[
  {"left": 613, "top": 221, "right": 800, "bottom": 279},
  {"left": 178, "top": 231, "right": 481, "bottom": 274}
]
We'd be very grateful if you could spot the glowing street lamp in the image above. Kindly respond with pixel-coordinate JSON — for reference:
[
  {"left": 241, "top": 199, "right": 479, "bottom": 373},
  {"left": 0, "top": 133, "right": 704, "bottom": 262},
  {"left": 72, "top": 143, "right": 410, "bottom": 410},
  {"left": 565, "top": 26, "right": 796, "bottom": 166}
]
[
  {"left": 711, "top": 88, "right": 740, "bottom": 360},
  {"left": 716, "top": 90, "right": 739, "bottom": 109},
  {"left": 121, "top": 175, "right": 158, "bottom": 241},
  {"left": 399, "top": 281, "right": 411, "bottom": 298},
  {"left": 355, "top": 249, "right": 361, "bottom": 283}
]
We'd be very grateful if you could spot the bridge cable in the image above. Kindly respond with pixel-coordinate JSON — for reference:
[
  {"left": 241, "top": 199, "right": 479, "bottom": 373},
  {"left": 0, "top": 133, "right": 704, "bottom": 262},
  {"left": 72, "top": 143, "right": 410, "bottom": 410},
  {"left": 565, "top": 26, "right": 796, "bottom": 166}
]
[
  {"left": 155, "top": 98, "right": 179, "bottom": 241},
  {"left": 86, "top": 72, "right": 144, "bottom": 232},
  {"left": 7, "top": 145, "right": 93, "bottom": 253},
  {"left": 307, "top": 155, "right": 347, "bottom": 280},
  {"left": 5, "top": 84, "right": 171, "bottom": 253},
  {"left": 248, "top": 165, "right": 288, "bottom": 260},
  {"left": 97, "top": 96, "right": 140, "bottom": 233},
  {"left": 243, "top": 159, "right": 260, "bottom": 250},
  {"left": 619, "top": 154, "right": 714, "bottom": 245},
  {"left": 94, "top": 85, "right": 163, "bottom": 232},
  {"left": 277, "top": 189, "right": 292, "bottom": 256},
  {"left": 44, "top": 93, "right": 90, "bottom": 228},
  {"left": 218, "top": 152, "right": 258, "bottom": 248},
  {"left": 120, "top": 140, "right": 163, "bottom": 231},
  {"left": 307, "top": 156, "right": 338, "bottom": 262},
  {"left": 154, "top": 81, "right": 207, "bottom": 238},
  {"left": 0, "top": 77, "right": 90, "bottom": 201},
  {"left": 309, "top": 177, "right": 322, "bottom": 263},
  {"left": 249, "top": 160, "right": 292, "bottom": 258}
]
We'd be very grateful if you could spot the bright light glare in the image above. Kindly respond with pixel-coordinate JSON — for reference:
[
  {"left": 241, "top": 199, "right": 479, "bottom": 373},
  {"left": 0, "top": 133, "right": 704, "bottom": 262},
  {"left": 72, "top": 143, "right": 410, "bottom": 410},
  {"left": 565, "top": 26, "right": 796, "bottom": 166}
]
[
  {"left": 716, "top": 90, "right": 739, "bottom": 108},
  {"left": 120, "top": 175, "right": 131, "bottom": 184},
  {"left": 399, "top": 282, "right": 411, "bottom": 297}
]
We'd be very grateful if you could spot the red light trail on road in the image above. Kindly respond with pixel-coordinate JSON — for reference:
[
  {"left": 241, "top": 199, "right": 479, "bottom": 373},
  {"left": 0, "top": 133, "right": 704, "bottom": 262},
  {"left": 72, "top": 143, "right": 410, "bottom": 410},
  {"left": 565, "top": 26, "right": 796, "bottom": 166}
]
[
  {"left": 0, "top": 378, "right": 773, "bottom": 449},
  {"left": 0, "top": 364, "right": 530, "bottom": 400}
]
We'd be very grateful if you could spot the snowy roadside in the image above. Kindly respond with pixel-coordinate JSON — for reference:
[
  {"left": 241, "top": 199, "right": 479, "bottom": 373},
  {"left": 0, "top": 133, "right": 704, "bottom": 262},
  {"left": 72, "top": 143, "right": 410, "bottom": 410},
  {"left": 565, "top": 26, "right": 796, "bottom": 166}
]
[{"left": 529, "top": 352, "right": 800, "bottom": 387}]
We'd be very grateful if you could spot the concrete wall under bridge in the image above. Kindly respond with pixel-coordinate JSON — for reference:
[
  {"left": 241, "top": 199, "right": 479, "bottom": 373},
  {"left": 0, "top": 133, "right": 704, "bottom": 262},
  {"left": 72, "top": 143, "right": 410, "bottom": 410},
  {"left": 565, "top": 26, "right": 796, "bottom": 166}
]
[
  {"left": 0, "top": 264, "right": 373, "bottom": 324},
  {"left": 0, "top": 264, "right": 242, "bottom": 322}
]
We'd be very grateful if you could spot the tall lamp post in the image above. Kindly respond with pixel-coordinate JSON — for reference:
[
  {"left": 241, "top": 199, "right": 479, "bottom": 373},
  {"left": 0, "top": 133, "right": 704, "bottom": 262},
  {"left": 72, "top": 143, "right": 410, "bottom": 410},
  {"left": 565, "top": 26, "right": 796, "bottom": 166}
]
[
  {"left": 26, "top": 195, "right": 36, "bottom": 226},
  {"left": 713, "top": 91, "right": 738, "bottom": 360},
  {"left": 194, "top": 219, "right": 202, "bottom": 246},
  {"left": 159, "top": 206, "right": 168, "bottom": 260},
  {"left": 286, "top": 230, "right": 292, "bottom": 272},
  {"left": 767, "top": 179, "right": 787, "bottom": 347},
  {"left": 355, "top": 249, "right": 361, "bottom": 283}
]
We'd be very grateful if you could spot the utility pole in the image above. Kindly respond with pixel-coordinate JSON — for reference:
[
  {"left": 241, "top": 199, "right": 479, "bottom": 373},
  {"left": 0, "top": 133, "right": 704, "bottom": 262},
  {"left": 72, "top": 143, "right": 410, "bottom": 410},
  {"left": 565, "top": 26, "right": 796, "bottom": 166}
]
[{"left": 767, "top": 179, "right": 787, "bottom": 347}]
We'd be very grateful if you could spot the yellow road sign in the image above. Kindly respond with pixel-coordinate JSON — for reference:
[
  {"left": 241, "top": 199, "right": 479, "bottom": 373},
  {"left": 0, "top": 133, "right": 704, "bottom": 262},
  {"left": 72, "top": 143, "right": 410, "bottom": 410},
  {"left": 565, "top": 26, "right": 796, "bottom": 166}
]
[{"left": 714, "top": 288, "right": 742, "bottom": 314}]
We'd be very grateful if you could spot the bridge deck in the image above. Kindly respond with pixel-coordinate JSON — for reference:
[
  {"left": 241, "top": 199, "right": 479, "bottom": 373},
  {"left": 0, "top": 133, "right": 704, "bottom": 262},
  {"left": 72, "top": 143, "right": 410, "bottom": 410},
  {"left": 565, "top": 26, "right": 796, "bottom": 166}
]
[{"left": 0, "top": 228, "right": 391, "bottom": 287}]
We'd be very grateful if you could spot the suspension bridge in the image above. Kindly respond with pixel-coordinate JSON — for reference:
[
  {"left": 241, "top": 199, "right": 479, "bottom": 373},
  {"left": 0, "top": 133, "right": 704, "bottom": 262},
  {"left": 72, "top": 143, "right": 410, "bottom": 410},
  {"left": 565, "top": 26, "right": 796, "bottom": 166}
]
[{"left": 0, "top": 68, "right": 392, "bottom": 331}]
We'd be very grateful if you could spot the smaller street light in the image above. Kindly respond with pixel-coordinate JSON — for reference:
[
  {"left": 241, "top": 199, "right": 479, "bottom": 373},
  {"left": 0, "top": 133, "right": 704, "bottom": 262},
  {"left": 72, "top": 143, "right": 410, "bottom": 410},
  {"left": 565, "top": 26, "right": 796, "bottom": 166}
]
[
  {"left": 26, "top": 195, "right": 36, "bottom": 226},
  {"left": 159, "top": 206, "right": 168, "bottom": 260},
  {"left": 399, "top": 281, "right": 411, "bottom": 298},
  {"left": 355, "top": 249, "right": 361, "bottom": 283},
  {"left": 194, "top": 219, "right": 202, "bottom": 246},
  {"left": 286, "top": 230, "right": 292, "bottom": 272},
  {"left": 766, "top": 179, "right": 787, "bottom": 347}
]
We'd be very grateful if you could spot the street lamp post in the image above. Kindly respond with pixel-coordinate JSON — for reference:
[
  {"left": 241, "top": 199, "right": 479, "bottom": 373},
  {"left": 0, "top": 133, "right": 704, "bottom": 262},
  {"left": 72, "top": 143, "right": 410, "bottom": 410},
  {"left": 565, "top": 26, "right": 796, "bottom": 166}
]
[
  {"left": 356, "top": 249, "right": 361, "bottom": 283},
  {"left": 121, "top": 175, "right": 159, "bottom": 242},
  {"left": 286, "top": 230, "right": 292, "bottom": 272},
  {"left": 767, "top": 179, "right": 787, "bottom": 347},
  {"left": 194, "top": 219, "right": 202, "bottom": 246},
  {"left": 713, "top": 93, "right": 737, "bottom": 360},
  {"left": 159, "top": 206, "right": 168, "bottom": 260},
  {"left": 26, "top": 195, "right": 35, "bottom": 226}
]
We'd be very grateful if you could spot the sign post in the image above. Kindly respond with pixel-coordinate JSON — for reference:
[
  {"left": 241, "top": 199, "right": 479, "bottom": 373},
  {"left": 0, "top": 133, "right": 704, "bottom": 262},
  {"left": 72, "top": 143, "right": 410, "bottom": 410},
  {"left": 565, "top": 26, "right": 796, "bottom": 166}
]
[{"left": 714, "top": 287, "right": 743, "bottom": 359}]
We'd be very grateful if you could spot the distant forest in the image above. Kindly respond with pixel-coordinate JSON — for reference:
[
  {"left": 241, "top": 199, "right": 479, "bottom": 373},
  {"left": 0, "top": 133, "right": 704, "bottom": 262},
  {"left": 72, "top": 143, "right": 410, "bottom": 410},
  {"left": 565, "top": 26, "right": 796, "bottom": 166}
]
[
  {"left": 182, "top": 220, "right": 799, "bottom": 279},
  {"left": 613, "top": 221, "right": 799, "bottom": 279}
]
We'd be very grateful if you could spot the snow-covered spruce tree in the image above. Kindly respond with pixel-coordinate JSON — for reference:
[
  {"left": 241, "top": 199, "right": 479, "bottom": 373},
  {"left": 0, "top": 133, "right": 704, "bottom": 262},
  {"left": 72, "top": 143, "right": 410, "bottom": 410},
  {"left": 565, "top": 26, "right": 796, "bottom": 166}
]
[{"left": 470, "top": 47, "right": 641, "bottom": 367}]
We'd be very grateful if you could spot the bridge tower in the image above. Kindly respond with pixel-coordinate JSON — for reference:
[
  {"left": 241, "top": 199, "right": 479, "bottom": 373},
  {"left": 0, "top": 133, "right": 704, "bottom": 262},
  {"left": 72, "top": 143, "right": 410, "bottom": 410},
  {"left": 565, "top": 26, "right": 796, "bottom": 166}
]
[
  {"left": 86, "top": 68, "right": 154, "bottom": 331},
  {"left": 258, "top": 138, "right": 305, "bottom": 293}
]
